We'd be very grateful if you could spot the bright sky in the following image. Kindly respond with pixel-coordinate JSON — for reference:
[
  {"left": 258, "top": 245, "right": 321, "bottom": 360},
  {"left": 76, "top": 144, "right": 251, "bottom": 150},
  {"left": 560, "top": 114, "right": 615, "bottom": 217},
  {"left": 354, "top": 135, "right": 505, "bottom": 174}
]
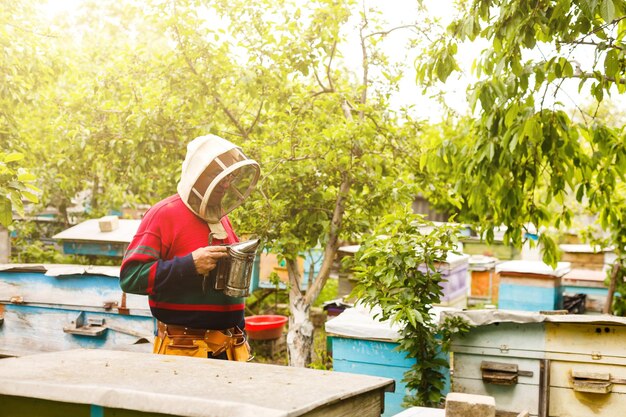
[
  {"left": 368, "top": 0, "right": 480, "bottom": 119},
  {"left": 42, "top": 0, "right": 617, "bottom": 123},
  {"left": 42, "top": 0, "right": 470, "bottom": 121}
]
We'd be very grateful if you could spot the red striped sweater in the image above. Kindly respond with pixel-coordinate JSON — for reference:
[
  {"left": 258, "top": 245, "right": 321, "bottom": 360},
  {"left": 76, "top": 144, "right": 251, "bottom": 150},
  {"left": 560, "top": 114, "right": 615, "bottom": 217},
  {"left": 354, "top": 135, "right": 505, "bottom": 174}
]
[{"left": 120, "top": 194, "right": 244, "bottom": 329}]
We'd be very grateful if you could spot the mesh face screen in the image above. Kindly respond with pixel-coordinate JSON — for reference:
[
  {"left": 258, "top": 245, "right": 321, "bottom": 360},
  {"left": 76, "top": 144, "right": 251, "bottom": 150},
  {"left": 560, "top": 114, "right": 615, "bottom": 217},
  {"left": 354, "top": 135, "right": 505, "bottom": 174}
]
[{"left": 187, "top": 148, "right": 259, "bottom": 222}]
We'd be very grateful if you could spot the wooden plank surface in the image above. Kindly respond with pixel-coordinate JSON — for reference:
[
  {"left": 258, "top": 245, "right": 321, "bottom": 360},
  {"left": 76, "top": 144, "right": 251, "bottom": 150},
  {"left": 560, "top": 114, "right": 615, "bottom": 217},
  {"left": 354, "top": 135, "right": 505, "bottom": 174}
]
[
  {"left": 0, "top": 305, "right": 153, "bottom": 356},
  {"left": 0, "top": 268, "right": 150, "bottom": 311},
  {"left": 0, "top": 349, "right": 394, "bottom": 417}
]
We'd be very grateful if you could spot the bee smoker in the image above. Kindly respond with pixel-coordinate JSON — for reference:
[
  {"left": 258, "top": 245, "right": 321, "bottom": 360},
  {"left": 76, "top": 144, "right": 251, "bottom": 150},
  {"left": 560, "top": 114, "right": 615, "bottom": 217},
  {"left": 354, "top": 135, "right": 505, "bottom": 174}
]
[{"left": 213, "top": 239, "right": 261, "bottom": 297}]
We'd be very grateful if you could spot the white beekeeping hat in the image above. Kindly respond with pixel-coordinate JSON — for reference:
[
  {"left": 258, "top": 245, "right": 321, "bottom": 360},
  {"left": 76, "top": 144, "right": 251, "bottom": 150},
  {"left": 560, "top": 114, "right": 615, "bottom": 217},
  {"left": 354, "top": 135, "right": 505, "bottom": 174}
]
[{"left": 177, "top": 134, "right": 260, "bottom": 231}]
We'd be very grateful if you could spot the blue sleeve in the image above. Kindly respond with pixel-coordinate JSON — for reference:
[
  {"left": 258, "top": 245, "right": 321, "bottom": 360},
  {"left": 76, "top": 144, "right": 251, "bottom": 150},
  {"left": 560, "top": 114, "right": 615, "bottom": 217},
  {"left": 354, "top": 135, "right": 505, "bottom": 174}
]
[{"left": 153, "top": 254, "right": 203, "bottom": 293}]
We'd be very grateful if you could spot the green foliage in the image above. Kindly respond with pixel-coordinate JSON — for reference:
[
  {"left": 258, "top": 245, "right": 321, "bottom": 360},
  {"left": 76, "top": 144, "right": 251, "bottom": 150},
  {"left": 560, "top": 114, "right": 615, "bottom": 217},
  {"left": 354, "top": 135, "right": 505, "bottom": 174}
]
[
  {"left": 610, "top": 261, "right": 626, "bottom": 315},
  {"left": 313, "top": 277, "right": 338, "bottom": 307},
  {"left": 0, "top": 1, "right": 428, "bottom": 366},
  {"left": 0, "top": 1, "right": 43, "bottom": 226},
  {"left": 350, "top": 207, "right": 468, "bottom": 407},
  {"left": 415, "top": 0, "right": 626, "bottom": 290},
  {"left": 308, "top": 328, "right": 333, "bottom": 371},
  {"left": 0, "top": 153, "right": 40, "bottom": 226}
]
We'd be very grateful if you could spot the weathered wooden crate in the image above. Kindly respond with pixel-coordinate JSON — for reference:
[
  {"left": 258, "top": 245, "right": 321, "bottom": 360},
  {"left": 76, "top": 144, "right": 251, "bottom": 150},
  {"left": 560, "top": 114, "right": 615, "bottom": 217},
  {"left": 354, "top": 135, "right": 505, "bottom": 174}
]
[
  {"left": 497, "top": 261, "right": 571, "bottom": 312},
  {"left": 0, "top": 349, "right": 394, "bottom": 417},
  {"left": 561, "top": 268, "right": 609, "bottom": 313},
  {"left": 559, "top": 244, "right": 608, "bottom": 271},
  {"left": 445, "top": 309, "right": 626, "bottom": 417},
  {"left": 0, "top": 264, "right": 154, "bottom": 357}
]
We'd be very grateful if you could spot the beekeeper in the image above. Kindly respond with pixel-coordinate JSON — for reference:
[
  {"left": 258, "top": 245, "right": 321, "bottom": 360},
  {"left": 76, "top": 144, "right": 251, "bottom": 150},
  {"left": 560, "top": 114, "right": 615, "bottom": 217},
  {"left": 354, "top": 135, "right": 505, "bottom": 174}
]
[{"left": 120, "top": 134, "right": 260, "bottom": 361}]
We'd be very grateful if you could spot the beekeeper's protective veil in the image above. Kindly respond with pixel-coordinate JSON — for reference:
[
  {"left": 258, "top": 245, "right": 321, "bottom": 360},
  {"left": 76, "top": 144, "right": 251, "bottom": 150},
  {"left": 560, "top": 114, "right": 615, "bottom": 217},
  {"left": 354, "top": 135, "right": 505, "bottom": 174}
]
[{"left": 177, "top": 135, "right": 260, "bottom": 238}]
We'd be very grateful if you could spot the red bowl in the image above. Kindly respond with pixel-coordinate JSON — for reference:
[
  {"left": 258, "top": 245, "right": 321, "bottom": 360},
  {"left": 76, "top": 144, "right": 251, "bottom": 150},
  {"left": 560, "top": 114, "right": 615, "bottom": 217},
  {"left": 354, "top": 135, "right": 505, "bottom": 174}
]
[{"left": 245, "top": 315, "right": 288, "bottom": 340}]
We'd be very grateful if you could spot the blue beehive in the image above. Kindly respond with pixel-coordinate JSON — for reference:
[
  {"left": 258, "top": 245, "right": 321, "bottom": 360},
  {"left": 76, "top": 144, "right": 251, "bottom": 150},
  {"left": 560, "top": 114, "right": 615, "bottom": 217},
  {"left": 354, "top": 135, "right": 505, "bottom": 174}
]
[
  {"left": 249, "top": 248, "right": 323, "bottom": 292},
  {"left": 0, "top": 264, "right": 154, "bottom": 357},
  {"left": 325, "top": 306, "right": 450, "bottom": 417},
  {"left": 52, "top": 218, "right": 141, "bottom": 257},
  {"left": 497, "top": 260, "right": 571, "bottom": 312}
]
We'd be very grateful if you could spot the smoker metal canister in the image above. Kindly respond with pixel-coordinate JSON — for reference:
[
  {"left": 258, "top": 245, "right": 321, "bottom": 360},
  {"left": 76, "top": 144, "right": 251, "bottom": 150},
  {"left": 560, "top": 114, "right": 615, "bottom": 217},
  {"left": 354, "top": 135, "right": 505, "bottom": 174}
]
[{"left": 214, "top": 239, "right": 260, "bottom": 297}]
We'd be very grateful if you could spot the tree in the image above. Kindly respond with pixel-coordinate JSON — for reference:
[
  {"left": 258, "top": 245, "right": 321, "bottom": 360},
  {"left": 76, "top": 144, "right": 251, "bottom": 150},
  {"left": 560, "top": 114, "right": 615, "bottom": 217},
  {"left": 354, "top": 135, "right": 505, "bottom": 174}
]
[
  {"left": 19, "top": 0, "right": 191, "bottom": 223},
  {"left": 350, "top": 207, "right": 466, "bottom": 407},
  {"left": 0, "top": 153, "right": 39, "bottom": 227},
  {"left": 0, "top": 0, "right": 42, "bottom": 225},
  {"left": 157, "top": 0, "right": 427, "bottom": 366},
  {"left": 416, "top": 0, "right": 626, "bottom": 311},
  {"left": 10, "top": 0, "right": 438, "bottom": 367}
]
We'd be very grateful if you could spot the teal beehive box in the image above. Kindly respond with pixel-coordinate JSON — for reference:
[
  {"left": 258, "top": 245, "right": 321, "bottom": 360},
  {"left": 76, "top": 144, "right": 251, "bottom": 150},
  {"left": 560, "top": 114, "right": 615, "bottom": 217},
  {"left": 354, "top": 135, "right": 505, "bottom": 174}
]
[
  {"left": 497, "top": 261, "right": 570, "bottom": 312},
  {"left": 0, "top": 264, "right": 154, "bottom": 357},
  {"left": 326, "top": 305, "right": 451, "bottom": 417},
  {"left": 52, "top": 218, "right": 141, "bottom": 257}
]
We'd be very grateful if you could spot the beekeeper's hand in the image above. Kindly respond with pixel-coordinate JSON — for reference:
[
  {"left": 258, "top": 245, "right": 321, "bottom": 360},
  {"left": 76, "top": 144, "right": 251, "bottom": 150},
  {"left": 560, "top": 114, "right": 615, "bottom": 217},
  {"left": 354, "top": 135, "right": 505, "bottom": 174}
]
[{"left": 192, "top": 246, "right": 229, "bottom": 275}]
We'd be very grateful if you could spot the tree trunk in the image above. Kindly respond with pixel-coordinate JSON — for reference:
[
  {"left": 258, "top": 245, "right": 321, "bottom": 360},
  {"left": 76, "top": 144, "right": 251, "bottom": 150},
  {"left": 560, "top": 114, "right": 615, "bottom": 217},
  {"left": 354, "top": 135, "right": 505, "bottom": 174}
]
[
  {"left": 604, "top": 263, "right": 620, "bottom": 314},
  {"left": 0, "top": 225, "right": 10, "bottom": 263},
  {"left": 286, "top": 292, "right": 314, "bottom": 367}
]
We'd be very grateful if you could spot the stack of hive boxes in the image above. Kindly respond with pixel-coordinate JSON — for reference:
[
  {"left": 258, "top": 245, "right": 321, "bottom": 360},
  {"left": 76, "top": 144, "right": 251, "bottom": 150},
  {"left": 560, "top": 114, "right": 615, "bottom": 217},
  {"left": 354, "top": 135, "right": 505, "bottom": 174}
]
[
  {"left": 446, "top": 309, "right": 626, "bottom": 417},
  {"left": 433, "top": 253, "right": 470, "bottom": 308},
  {"left": 468, "top": 255, "right": 498, "bottom": 306},
  {"left": 560, "top": 244, "right": 612, "bottom": 314},
  {"left": 497, "top": 261, "right": 571, "bottom": 312}
]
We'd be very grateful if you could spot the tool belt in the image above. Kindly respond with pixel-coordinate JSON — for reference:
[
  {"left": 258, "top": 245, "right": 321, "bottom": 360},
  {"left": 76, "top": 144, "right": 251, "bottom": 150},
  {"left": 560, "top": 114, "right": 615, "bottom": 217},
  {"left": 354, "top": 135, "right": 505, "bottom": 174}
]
[{"left": 154, "top": 321, "right": 252, "bottom": 362}]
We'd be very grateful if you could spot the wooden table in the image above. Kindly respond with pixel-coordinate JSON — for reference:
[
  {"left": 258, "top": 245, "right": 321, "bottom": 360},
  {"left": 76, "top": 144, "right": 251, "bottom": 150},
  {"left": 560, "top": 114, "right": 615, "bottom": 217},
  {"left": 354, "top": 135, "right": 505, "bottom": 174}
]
[{"left": 0, "top": 349, "right": 394, "bottom": 417}]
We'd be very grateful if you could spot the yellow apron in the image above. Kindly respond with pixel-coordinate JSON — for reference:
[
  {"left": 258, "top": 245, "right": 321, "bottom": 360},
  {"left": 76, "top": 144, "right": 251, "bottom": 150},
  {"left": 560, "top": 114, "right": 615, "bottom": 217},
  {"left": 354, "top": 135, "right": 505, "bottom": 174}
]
[{"left": 153, "top": 321, "right": 252, "bottom": 361}]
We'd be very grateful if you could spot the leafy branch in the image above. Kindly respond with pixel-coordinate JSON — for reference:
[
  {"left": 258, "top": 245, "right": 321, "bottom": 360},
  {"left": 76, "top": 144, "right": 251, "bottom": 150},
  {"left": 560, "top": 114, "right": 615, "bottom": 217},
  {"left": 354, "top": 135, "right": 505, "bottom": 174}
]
[
  {"left": 0, "top": 152, "right": 40, "bottom": 227},
  {"left": 350, "top": 207, "right": 467, "bottom": 407}
]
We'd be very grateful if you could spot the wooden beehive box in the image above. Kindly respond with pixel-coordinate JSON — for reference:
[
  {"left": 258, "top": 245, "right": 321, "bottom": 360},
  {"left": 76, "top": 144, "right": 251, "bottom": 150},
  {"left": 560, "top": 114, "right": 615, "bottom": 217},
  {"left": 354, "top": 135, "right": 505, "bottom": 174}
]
[
  {"left": 447, "top": 310, "right": 547, "bottom": 416},
  {"left": 544, "top": 316, "right": 626, "bottom": 416},
  {"left": 432, "top": 253, "right": 470, "bottom": 308},
  {"left": 0, "top": 349, "right": 394, "bottom": 417},
  {"left": 52, "top": 218, "right": 141, "bottom": 257},
  {"left": 336, "top": 246, "right": 470, "bottom": 307},
  {"left": 325, "top": 306, "right": 451, "bottom": 417},
  {"left": 250, "top": 249, "right": 323, "bottom": 292},
  {"left": 461, "top": 238, "right": 520, "bottom": 260},
  {"left": 468, "top": 255, "right": 498, "bottom": 304},
  {"left": 0, "top": 264, "right": 154, "bottom": 357},
  {"left": 561, "top": 268, "right": 609, "bottom": 313},
  {"left": 445, "top": 309, "right": 626, "bottom": 417},
  {"left": 497, "top": 261, "right": 571, "bottom": 312},
  {"left": 559, "top": 244, "right": 609, "bottom": 271}
]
